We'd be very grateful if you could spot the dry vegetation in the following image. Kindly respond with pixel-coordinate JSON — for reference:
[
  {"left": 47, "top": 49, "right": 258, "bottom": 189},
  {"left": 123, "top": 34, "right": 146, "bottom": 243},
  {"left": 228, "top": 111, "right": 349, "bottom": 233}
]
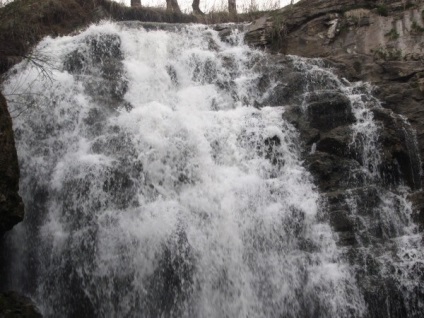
[
  {"left": 0, "top": 0, "right": 195, "bottom": 75},
  {"left": 0, "top": 0, "right": 290, "bottom": 75}
]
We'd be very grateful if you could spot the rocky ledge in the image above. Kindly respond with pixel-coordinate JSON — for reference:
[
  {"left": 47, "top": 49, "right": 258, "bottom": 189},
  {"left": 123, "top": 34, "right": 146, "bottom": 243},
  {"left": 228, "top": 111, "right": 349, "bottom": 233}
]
[
  {"left": 241, "top": 1, "right": 424, "bottom": 314},
  {"left": 245, "top": 0, "right": 424, "bottom": 226}
]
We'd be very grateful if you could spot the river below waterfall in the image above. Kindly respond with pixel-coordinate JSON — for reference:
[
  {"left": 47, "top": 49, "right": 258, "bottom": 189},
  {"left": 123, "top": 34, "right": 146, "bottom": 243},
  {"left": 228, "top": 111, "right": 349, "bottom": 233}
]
[{"left": 1, "top": 22, "right": 423, "bottom": 317}]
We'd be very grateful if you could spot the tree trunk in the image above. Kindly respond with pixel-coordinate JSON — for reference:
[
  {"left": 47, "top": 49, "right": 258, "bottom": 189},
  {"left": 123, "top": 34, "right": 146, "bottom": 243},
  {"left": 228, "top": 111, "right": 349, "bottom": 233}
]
[
  {"left": 192, "top": 0, "right": 204, "bottom": 15},
  {"left": 131, "top": 0, "right": 141, "bottom": 7},
  {"left": 228, "top": 0, "right": 237, "bottom": 15},
  {"left": 166, "top": 0, "right": 182, "bottom": 14}
]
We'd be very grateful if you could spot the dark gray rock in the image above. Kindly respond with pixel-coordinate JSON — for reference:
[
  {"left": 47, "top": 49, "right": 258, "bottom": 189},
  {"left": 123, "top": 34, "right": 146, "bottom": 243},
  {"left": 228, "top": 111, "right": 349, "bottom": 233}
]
[
  {"left": 305, "top": 91, "right": 355, "bottom": 132},
  {"left": 245, "top": 0, "right": 424, "bottom": 190},
  {"left": 306, "top": 152, "right": 366, "bottom": 191},
  {"left": 264, "top": 71, "right": 308, "bottom": 106},
  {"left": 0, "top": 93, "right": 24, "bottom": 236},
  {"left": 316, "top": 126, "right": 354, "bottom": 158},
  {"left": 372, "top": 107, "right": 422, "bottom": 190},
  {"left": 283, "top": 105, "right": 320, "bottom": 146}
]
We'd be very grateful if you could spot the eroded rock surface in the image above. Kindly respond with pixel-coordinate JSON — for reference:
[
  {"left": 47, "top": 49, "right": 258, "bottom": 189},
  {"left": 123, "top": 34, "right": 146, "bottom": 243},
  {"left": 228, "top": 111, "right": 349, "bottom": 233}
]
[
  {"left": 248, "top": 51, "right": 424, "bottom": 316},
  {"left": 246, "top": 0, "right": 424, "bottom": 229},
  {"left": 246, "top": 2, "right": 424, "bottom": 147}
]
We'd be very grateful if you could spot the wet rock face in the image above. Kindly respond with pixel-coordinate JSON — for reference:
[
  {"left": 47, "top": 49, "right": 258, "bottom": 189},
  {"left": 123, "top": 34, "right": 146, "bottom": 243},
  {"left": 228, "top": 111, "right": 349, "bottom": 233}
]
[
  {"left": 0, "top": 92, "right": 24, "bottom": 236},
  {"left": 284, "top": 82, "right": 421, "bottom": 242},
  {"left": 245, "top": 2, "right": 424, "bottom": 269},
  {"left": 245, "top": 0, "right": 424, "bottom": 185},
  {"left": 305, "top": 92, "right": 355, "bottom": 132},
  {"left": 372, "top": 107, "right": 422, "bottom": 190},
  {"left": 254, "top": 53, "right": 423, "bottom": 316},
  {"left": 257, "top": 55, "right": 420, "bottom": 232}
]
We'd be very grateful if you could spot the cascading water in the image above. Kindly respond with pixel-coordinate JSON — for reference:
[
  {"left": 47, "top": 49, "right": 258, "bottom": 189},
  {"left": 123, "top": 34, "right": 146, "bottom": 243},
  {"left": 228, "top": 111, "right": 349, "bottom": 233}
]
[
  {"left": 289, "top": 57, "right": 424, "bottom": 317},
  {"left": 1, "top": 21, "right": 423, "bottom": 317}
]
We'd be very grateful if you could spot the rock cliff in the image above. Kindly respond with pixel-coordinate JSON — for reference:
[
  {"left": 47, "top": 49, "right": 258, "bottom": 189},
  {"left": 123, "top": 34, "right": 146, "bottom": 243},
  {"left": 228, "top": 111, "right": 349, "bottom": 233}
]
[
  {"left": 245, "top": 0, "right": 424, "bottom": 226},
  {"left": 243, "top": 2, "right": 424, "bottom": 314}
]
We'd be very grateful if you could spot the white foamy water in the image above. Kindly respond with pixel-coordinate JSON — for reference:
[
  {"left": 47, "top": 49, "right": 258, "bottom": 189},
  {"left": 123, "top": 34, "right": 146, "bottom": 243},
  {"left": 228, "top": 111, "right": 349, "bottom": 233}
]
[{"left": 2, "top": 22, "right": 372, "bottom": 317}]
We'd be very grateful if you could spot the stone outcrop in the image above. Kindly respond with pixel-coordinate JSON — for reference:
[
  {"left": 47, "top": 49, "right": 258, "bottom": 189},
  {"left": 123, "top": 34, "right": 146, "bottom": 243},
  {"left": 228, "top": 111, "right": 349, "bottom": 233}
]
[
  {"left": 0, "top": 92, "right": 24, "bottom": 236},
  {"left": 244, "top": 1, "right": 424, "bottom": 315},
  {"left": 245, "top": 0, "right": 424, "bottom": 227},
  {"left": 253, "top": 52, "right": 423, "bottom": 317},
  {"left": 245, "top": 1, "right": 424, "bottom": 153}
]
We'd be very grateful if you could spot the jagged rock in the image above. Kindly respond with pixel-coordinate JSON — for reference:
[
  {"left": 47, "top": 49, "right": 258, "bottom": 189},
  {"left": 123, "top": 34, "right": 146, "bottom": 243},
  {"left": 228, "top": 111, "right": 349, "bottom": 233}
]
[
  {"left": 283, "top": 106, "right": 320, "bottom": 147},
  {"left": 244, "top": 16, "right": 272, "bottom": 48},
  {"left": 0, "top": 93, "right": 24, "bottom": 236},
  {"left": 324, "top": 187, "right": 381, "bottom": 245},
  {"left": 246, "top": 0, "right": 424, "bottom": 59},
  {"left": 372, "top": 107, "right": 422, "bottom": 190},
  {"left": 245, "top": 0, "right": 424, "bottom": 186},
  {"left": 306, "top": 152, "right": 366, "bottom": 191},
  {"left": 264, "top": 11, "right": 424, "bottom": 307},
  {"left": 374, "top": 83, "right": 424, "bottom": 179},
  {"left": 379, "top": 61, "right": 424, "bottom": 81},
  {"left": 305, "top": 91, "right": 355, "bottom": 132},
  {"left": 263, "top": 71, "right": 308, "bottom": 106},
  {"left": 316, "top": 125, "right": 354, "bottom": 158}
]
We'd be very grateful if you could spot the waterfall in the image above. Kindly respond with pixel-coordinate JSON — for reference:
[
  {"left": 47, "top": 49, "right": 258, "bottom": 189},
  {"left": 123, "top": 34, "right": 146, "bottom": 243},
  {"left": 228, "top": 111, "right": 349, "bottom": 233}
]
[{"left": 1, "top": 21, "right": 423, "bottom": 317}]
